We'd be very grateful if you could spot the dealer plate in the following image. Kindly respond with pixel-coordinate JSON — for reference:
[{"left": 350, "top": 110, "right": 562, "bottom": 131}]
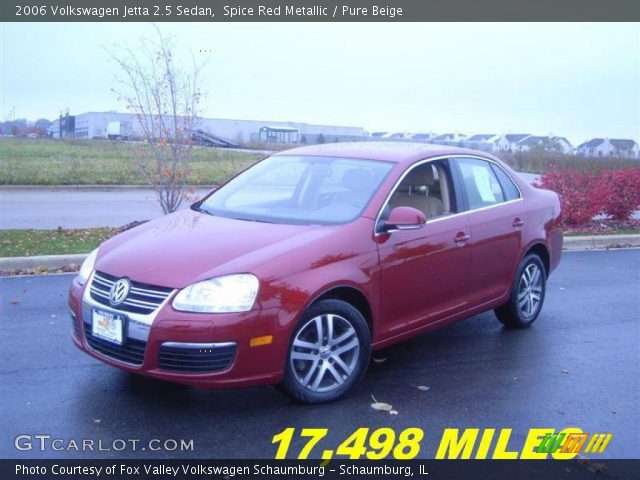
[{"left": 92, "top": 309, "right": 125, "bottom": 345}]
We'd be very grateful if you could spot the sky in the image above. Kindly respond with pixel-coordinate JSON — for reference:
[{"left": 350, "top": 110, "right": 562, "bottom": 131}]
[{"left": 2, "top": 22, "right": 639, "bottom": 144}]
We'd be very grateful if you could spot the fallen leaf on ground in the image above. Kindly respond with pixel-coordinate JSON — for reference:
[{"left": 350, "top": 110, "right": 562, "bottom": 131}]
[
  {"left": 561, "top": 369, "right": 570, "bottom": 374},
  {"left": 417, "top": 385, "right": 430, "bottom": 391},
  {"left": 556, "top": 409, "right": 566, "bottom": 415},
  {"left": 370, "top": 395, "right": 393, "bottom": 412},
  {"left": 371, "top": 402, "right": 393, "bottom": 412}
]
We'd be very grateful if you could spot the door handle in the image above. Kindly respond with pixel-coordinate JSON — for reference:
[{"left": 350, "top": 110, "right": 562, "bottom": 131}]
[
  {"left": 454, "top": 232, "right": 470, "bottom": 243},
  {"left": 513, "top": 218, "right": 524, "bottom": 228}
]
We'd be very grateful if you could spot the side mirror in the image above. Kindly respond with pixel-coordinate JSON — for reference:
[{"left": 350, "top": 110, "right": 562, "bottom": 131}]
[{"left": 382, "top": 206, "right": 427, "bottom": 233}]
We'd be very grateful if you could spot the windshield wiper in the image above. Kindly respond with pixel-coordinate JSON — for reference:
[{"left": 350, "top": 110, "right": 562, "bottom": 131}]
[
  {"left": 237, "top": 217, "right": 275, "bottom": 224},
  {"left": 191, "top": 203, "right": 214, "bottom": 216}
]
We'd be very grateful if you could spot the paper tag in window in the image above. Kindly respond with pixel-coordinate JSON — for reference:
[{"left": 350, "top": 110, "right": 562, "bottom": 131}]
[{"left": 472, "top": 166, "right": 496, "bottom": 203}]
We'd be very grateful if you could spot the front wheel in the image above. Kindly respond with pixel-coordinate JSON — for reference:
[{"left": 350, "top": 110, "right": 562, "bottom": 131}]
[
  {"left": 494, "top": 254, "right": 546, "bottom": 328},
  {"left": 278, "top": 299, "right": 371, "bottom": 404}
]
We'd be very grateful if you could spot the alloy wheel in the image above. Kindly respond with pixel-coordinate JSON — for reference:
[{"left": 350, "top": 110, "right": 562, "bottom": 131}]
[
  {"left": 518, "top": 263, "right": 543, "bottom": 318},
  {"left": 290, "top": 314, "right": 360, "bottom": 393}
]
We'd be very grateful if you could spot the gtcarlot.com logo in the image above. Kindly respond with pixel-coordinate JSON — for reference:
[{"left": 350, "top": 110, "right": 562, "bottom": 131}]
[{"left": 14, "top": 434, "right": 194, "bottom": 452}]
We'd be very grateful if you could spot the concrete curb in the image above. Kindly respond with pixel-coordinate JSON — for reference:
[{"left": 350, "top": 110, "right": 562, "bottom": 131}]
[
  {"left": 2, "top": 235, "right": 639, "bottom": 273},
  {"left": 1, "top": 253, "right": 87, "bottom": 272},
  {"left": 562, "top": 234, "right": 640, "bottom": 251}
]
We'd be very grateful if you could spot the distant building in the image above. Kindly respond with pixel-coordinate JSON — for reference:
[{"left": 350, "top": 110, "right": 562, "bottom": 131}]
[
  {"left": 575, "top": 138, "right": 640, "bottom": 158},
  {"left": 409, "top": 132, "right": 438, "bottom": 142},
  {"left": 463, "top": 134, "right": 499, "bottom": 152},
  {"left": 430, "top": 133, "right": 467, "bottom": 146},
  {"left": 365, "top": 131, "right": 438, "bottom": 142},
  {"left": 466, "top": 134, "right": 498, "bottom": 143},
  {"left": 517, "top": 135, "right": 573, "bottom": 154},
  {"left": 48, "top": 111, "right": 365, "bottom": 145},
  {"left": 494, "top": 134, "right": 532, "bottom": 152},
  {"left": 368, "top": 131, "right": 387, "bottom": 138},
  {"left": 379, "top": 132, "right": 413, "bottom": 140}
]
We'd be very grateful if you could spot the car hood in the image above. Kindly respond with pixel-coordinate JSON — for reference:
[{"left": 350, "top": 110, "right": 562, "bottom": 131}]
[{"left": 95, "top": 209, "right": 331, "bottom": 288}]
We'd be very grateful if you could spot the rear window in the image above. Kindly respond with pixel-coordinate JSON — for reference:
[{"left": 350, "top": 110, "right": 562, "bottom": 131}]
[
  {"left": 491, "top": 164, "right": 521, "bottom": 201},
  {"left": 457, "top": 157, "right": 505, "bottom": 210}
]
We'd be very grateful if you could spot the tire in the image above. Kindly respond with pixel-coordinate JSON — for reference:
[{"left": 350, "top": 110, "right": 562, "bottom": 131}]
[
  {"left": 494, "top": 253, "right": 547, "bottom": 328},
  {"left": 278, "top": 299, "right": 371, "bottom": 404}
]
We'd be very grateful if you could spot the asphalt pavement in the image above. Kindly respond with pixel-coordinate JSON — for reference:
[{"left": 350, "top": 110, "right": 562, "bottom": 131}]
[
  {"left": 0, "top": 188, "right": 213, "bottom": 229},
  {"left": 1, "top": 250, "right": 638, "bottom": 460}
]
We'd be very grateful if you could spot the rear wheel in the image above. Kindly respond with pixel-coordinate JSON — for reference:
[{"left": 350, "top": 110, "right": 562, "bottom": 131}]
[
  {"left": 279, "top": 299, "right": 371, "bottom": 404},
  {"left": 494, "top": 254, "right": 546, "bottom": 328}
]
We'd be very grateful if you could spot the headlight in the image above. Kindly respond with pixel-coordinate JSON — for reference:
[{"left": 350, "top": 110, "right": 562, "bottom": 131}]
[
  {"left": 77, "top": 248, "right": 98, "bottom": 286},
  {"left": 172, "top": 274, "right": 259, "bottom": 313}
]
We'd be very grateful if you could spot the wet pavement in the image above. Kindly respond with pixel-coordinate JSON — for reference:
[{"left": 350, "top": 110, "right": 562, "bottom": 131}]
[{"left": 1, "top": 249, "right": 638, "bottom": 459}]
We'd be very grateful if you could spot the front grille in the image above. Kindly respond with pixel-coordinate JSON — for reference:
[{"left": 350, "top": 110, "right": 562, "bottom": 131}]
[
  {"left": 84, "top": 323, "right": 146, "bottom": 365},
  {"left": 90, "top": 271, "right": 173, "bottom": 315},
  {"left": 159, "top": 343, "right": 236, "bottom": 373}
]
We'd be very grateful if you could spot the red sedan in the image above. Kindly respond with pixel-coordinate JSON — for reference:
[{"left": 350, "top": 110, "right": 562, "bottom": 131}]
[{"left": 69, "top": 142, "right": 562, "bottom": 403}]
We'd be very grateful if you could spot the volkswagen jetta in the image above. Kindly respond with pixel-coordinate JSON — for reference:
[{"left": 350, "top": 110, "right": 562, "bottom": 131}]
[{"left": 69, "top": 142, "right": 562, "bottom": 403}]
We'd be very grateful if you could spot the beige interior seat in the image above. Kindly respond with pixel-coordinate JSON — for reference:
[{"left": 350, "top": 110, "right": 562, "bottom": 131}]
[{"left": 390, "top": 165, "right": 445, "bottom": 218}]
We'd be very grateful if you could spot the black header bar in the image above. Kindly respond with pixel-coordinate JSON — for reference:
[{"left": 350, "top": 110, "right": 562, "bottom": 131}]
[{"left": 3, "top": 0, "right": 640, "bottom": 22}]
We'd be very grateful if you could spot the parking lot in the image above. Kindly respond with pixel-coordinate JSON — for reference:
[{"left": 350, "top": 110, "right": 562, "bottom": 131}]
[{"left": 1, "top": 249, "right": 638, "bottom": 459}]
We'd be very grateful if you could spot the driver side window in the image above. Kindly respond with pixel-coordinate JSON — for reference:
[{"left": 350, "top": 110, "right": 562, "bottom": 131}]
[{"left": 388, "top": 161, "right": 455, "bottom": 220}]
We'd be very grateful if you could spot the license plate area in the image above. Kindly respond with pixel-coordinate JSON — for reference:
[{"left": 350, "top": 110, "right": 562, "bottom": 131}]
[{"left": 92, "top": 308, "right": 125, "bottom": 345}]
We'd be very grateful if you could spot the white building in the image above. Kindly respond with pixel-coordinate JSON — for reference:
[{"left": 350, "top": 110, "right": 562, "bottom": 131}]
[
  {"left": 575, "top": 138, "right": 640, "bottom": 158},
  {"left": 430, "top": 133, "right": 467, "bottom": 146},
  {"left": 494, "top": 134, "right": 532, "bottom": 152},
  {"left": 462, "top": 134, "right": 500, "bottom": 152},
  {"left": 51, "top": 111, "right": 365, "bottom": 145},
  {"left": 517, "top": 135, "right": 573, "bottom": 154}
]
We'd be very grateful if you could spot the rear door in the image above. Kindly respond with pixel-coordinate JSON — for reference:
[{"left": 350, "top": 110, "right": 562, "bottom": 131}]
[
  {"left": 376, "top": 159, "right": 471, "bottom": 339},
  {"left": 452, "top": 157, "right": 523, "bottom": 306}
]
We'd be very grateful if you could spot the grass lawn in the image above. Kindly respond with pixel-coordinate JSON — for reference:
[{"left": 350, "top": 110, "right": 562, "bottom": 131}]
[
  {"left": 0, "top": 228, "right": 118, "bottom": 257},
  {"left": 0, "top": 138, "right": 263, "bottom": 185},
  {"left": 2, "top": 138, "right": 639, "bottom": 185}
]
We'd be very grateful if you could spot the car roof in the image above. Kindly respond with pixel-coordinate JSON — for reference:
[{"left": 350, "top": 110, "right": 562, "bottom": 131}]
[{"left": 274, "top": 141, "right": 494, "bottom": 165}]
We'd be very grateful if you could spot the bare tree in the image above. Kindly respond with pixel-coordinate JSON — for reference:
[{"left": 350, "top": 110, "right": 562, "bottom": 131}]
[{"left": 110, "top": 26, "right": 204, "bottom": 213}]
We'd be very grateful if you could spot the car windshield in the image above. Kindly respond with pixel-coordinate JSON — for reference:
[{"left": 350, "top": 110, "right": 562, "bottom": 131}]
[{"left": 197, "top": 155, "right": 394, "bottom": 225}]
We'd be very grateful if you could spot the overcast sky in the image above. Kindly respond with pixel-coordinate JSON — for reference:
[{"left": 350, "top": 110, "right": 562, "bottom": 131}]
[{"left": 2, "top": 22, "right": 639, "bottom": 144}]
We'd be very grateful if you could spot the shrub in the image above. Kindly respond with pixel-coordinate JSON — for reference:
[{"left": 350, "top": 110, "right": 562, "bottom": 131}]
[
  {"left": 596, "top": 168, "right": 640, "bottom": 221},
  {"left": 534, "top": 168, "right": 605, "bottom": 226},
  {"left": 536, "top": 167, "right": 640, "bottom": 226}
]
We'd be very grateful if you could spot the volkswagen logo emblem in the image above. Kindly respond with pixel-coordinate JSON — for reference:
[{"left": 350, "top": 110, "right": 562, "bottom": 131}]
[{"left": 109, "top": 278, "right": 130, "bottom": 306}]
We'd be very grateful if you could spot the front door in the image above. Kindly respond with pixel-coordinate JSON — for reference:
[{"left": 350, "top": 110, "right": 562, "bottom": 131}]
[{"left": 376, "top": 160, "right": 471, "bottom": 340}]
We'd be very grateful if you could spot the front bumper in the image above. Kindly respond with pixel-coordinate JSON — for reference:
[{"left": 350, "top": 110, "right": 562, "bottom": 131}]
[{"left": 68, "top": 274, "right": 289, "bottom": 389}]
